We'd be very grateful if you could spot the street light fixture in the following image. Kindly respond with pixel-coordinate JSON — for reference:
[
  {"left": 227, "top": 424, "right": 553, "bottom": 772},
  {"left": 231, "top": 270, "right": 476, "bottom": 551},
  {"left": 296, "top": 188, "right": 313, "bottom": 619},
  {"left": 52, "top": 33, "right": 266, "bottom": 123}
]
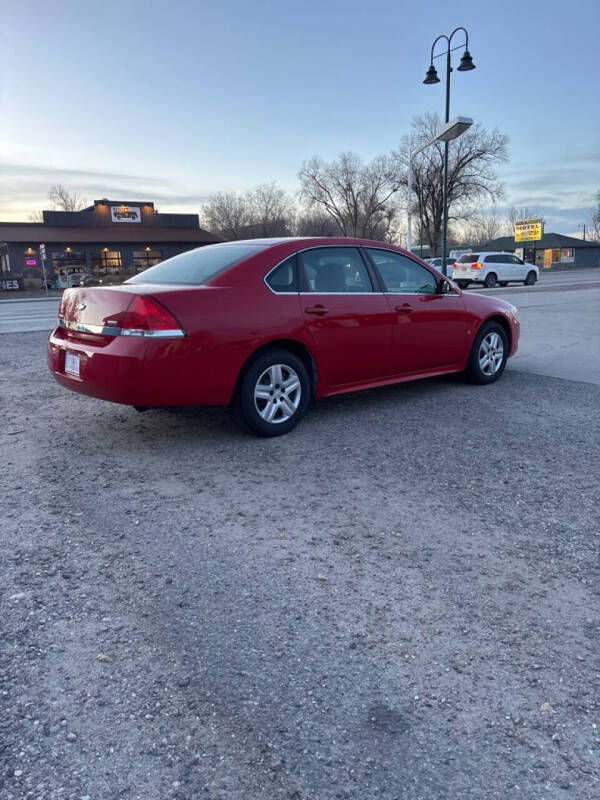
[
  {"left": 423, "top": 26, "right": 476, "bottom": 275},
  {"left": 406, "top": 116, "right": 473, "bottom": 253}
]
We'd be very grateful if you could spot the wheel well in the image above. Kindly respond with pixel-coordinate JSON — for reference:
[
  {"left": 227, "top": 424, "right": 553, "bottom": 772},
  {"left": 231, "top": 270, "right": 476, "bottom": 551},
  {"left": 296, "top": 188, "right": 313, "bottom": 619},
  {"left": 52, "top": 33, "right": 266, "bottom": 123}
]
[
  {"left": 482, "top": 314, "right": 512, "bottom": 351},
  {"left": 233, "top": 339, "right": 318, "bottom": 401}
]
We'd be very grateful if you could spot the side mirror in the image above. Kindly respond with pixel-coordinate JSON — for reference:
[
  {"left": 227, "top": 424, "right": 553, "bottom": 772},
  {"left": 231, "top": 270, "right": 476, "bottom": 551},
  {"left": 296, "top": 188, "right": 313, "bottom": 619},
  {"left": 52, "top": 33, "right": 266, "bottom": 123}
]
[{"left": 438, "top": 279, "right": 459, "bottom": 295}]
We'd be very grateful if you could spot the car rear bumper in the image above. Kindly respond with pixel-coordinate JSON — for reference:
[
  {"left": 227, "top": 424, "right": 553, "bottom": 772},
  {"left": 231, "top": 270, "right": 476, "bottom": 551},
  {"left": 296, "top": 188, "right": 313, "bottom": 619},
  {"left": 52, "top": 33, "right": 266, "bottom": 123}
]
[
  {"left": 47, "top": 327, "right": 233, "bottom": 406},
  {"left": 454, "top": 271, "right": 483, "bottom": 281}
]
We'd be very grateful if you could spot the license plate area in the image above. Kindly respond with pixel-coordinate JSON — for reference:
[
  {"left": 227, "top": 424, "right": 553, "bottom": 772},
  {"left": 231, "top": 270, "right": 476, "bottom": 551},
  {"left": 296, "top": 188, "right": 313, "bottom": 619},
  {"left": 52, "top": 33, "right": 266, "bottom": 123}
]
[{"left": 65, "top": 351, "right": 80, "bottom": 377}]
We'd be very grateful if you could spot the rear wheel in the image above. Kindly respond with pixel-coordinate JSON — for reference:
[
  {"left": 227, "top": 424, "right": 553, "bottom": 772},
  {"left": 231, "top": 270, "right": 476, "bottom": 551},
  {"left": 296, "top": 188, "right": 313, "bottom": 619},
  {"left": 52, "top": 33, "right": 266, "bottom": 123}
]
[
  {"left": 524, "top": 270, "right": 537, "bottom": 285},
  {"left": 465, "top": 322, "right": 508, "bottom": 385},
  {"left": 233, "top": 348, "right": 310, "bottom": 437},
  {"left": 483, "top": 272, "right": 497, "bottom": 289},
  {"left": 456, "top": 280, "right": 469, "bottom": 289}
]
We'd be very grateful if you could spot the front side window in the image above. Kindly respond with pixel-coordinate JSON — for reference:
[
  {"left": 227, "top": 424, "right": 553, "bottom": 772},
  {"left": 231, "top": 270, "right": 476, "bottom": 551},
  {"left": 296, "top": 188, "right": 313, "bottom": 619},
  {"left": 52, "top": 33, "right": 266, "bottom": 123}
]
[
  {"left": 265, "top": 255, "right": 298, "bottom": 292},
  {"left": 366, "top": 248, "right": 437, "bottom": 294},
  {"left": 127, "top": 243, "right": 267, "bottom": 285},
  {"left": 510, "top": 255, "right": 523, "bottom": 265},
  {"left": 301, "top": 247, "right": 373, "bottom": 293}
]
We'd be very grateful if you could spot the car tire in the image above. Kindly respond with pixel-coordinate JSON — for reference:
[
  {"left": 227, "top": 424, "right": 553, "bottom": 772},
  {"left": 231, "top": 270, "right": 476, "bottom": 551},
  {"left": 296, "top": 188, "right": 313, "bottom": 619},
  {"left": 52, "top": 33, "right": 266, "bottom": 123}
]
[
  {"left": 233, "top": 348, "right": 310, "bottom": 437},
  {"left": 483, "top": 272, "right": 497, "bottom": 289},
  {"left": 524, "top": 271, "right": 537, "bottom": 286},
  {"left": 457, "top": 281, "right": 469, "bottom": 289},
  {"left": 465, "top": 321, "right": 509, "bottom": 385}
]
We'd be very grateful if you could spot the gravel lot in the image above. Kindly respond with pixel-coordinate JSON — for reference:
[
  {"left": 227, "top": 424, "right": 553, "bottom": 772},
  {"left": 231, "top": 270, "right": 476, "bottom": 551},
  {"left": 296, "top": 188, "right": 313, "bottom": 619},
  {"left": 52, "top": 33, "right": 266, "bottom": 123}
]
[{"left": 1, "top": 331, "right": 599, "bottom": 800}]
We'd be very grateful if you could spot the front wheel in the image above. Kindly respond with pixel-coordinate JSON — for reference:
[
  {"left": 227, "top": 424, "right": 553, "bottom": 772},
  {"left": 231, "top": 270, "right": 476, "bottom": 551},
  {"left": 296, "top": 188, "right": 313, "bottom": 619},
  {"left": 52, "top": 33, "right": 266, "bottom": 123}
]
[
  {"left": 524, "top": 271, "right": 537, "bottom": 286},
  {"left": 465, "top": 322, "right": 508, "bottom": 385},
  {"left": 483, "top": 272, "right": 497, "bottom": 289},
  {"left": 233, "top": 348, "right": 310, "bottom": 437}
]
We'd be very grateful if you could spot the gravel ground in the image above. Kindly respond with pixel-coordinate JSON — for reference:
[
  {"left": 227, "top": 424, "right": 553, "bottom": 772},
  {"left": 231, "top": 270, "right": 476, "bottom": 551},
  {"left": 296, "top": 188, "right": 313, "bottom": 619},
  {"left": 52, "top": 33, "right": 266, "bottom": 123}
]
[{"left": 1, "top": 331, "right": 599, "bottom": 800}]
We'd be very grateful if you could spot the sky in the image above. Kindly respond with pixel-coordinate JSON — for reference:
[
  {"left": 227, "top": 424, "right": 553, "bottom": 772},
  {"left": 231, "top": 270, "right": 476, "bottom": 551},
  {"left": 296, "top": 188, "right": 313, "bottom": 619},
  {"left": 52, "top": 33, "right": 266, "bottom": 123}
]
[{"left": 1, "top": 0, "right": 599, "bottom": 235}]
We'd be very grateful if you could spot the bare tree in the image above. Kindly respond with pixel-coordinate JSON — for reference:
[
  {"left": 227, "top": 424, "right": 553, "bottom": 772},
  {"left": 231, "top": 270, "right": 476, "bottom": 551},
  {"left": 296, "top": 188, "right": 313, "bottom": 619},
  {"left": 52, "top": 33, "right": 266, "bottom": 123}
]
[
  {"left": 201, "top": 191, "right": 252, "bottom": 239},
  {"left": 28, "top": 184, "right": 87, "bottom": 221},
  {"left": 246, "top": 182, "right": 294, "bottom": 237},
  {"left": 590, "top": 190, "right": 600, "bottom": 242},
  {"left": 295, "top": 211, "right": 341, "bottom": 237},
  {"left": 454, "top": 207, "right": 503, "bottom": 245},
  {"left": 48, "top": 184, "right": 87, "bottom": 211},
  {"left": 395, "top": 113, "right": 509, "bottom": 255},
  {"left": 202, "top": 183, "right": 294, "bottom": 239},
  {"left": 298, "top": 152, "right": 401, "bottom": 241}
]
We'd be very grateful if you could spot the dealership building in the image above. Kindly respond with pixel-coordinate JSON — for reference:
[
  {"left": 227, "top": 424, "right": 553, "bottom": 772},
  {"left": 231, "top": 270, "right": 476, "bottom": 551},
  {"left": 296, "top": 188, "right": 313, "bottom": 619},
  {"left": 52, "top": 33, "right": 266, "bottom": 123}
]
[{"left": 0, "top": 199, "right": 222, "bottom": 290}]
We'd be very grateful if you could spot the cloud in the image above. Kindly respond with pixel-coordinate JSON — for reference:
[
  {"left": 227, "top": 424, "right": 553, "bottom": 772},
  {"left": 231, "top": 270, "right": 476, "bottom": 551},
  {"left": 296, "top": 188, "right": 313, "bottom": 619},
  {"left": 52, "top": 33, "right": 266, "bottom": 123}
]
[{"left": 0, "top": 161, "right": 215, "bottom": 220}]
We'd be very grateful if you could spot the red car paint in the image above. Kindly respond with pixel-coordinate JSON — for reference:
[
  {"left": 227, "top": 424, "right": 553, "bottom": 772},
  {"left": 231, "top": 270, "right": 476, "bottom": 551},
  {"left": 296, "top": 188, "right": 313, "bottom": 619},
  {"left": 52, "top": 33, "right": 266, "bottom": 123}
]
[{"left": 47, "top": 238, "right": 519, "bottom": 408}]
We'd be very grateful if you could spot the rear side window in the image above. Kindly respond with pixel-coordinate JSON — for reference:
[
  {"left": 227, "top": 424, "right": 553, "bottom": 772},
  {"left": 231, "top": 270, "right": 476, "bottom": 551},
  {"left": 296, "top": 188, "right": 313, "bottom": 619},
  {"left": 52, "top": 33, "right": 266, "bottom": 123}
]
[
  {"left": 485, "top": 254, "right": 504, "bottom": 263},
  {"left": 265, "top": 255, "right": 298, "bottom": 293},
  {"left": 458, "top": 254, "right": 480, "bottom": 263},
  {"left": 301, "top": 247, "right": 373, "bottom": 293},
  {"left": 126, "top": 243, "right": 266, "bottom": 285}
]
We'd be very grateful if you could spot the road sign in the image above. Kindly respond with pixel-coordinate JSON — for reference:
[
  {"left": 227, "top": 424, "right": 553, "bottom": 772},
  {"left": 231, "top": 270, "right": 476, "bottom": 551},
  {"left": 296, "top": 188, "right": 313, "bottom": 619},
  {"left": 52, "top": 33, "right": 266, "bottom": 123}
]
[{"left": 514, "top": 219, "right": 543, "bottom": 242}]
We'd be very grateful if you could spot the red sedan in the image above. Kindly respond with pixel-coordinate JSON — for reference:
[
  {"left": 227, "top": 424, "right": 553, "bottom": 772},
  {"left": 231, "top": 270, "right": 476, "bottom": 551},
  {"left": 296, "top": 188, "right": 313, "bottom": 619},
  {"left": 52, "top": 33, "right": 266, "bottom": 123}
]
[{"left": 47, "top": 238, "right": 520, "bottom": 436}]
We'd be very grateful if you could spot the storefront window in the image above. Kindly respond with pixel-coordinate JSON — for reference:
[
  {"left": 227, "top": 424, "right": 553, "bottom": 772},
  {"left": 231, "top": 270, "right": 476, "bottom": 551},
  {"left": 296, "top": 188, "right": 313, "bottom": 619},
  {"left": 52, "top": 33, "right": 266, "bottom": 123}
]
[
  {"left": 560, "top": 248, "right": 574, "bottom": 263},
  {"left": 53, "top": 251, "right": 86, "bottom": 270},
  {"left": 133, "top": 250, "right": 163, "bottom": 272},
  {"left": 91, "top": 250, "right": 123, "bottom": 274}
]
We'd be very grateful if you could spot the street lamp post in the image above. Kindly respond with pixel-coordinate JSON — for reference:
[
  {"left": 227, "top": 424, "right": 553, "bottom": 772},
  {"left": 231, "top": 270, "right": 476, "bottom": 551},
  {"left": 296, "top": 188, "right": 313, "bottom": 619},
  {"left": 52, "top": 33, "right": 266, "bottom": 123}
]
[
  {"left": 406, "top": 117, "right": 473, "bottom": 255},
  {"left": 423, "top": 27, "right": 476, "bottom": 275}
]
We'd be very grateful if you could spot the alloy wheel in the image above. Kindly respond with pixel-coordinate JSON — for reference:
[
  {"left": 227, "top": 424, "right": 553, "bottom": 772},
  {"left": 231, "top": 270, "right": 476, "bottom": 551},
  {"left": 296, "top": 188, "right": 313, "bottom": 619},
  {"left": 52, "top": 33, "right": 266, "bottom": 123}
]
[
  {"left": 253, "top": 364, "right": 301, "bottom": 423},
  {"left": 478, "top": 332, "right": 504, "bottom": 376}
]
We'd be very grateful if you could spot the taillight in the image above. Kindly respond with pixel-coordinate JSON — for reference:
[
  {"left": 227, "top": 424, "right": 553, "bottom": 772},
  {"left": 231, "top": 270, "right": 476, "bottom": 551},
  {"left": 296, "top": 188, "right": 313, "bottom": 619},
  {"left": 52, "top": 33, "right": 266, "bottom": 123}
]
[
  {"left": 472, "top": 262, "right": 483, "bottom": 269},
  {"left": 120, "top": 295, "right": 185, "bottom": 338}
]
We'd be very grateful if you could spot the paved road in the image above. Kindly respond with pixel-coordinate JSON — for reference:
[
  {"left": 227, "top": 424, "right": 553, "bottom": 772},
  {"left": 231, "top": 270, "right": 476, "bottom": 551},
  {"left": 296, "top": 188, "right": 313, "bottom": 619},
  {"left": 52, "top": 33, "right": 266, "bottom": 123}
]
[
  {"left": 0, "top": 297, "right": 60, "bottom": 333},
  {"left": 461, "top": 269, "right": 600, "bottom": 385}
]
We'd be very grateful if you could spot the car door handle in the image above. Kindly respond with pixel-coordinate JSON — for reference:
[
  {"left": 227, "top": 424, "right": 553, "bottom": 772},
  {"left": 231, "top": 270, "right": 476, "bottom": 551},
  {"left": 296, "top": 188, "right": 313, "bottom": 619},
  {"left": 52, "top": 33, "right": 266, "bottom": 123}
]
[
  {"left": 395, "top": 303, "right": 413, "bottom": 313},
  {"left": 305, "top": 305, "right": 328, "bottom": 316}
]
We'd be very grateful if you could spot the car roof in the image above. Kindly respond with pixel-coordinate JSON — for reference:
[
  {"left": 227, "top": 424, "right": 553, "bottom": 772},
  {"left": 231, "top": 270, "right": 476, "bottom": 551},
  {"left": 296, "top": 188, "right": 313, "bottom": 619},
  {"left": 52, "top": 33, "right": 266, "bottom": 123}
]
[{"left": 460, "top": 251, "right": 512, "bottom": 256}]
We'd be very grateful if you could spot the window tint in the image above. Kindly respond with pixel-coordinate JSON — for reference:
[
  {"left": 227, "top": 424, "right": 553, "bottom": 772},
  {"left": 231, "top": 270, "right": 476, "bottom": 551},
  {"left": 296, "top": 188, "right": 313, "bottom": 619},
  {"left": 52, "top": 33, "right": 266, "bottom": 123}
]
[
  {"left": 126, "top": 243, "right": 266, "bottom": 285},
  {"left": 510, "top": 255, "right": 523, "bottom": 265},
  {"left": 458, "top": 254, "right": 480, "bottom": 263},
  {"left": 301, "top": 247, "right": 373, "bottom": 293},
  {"left": 484, "top": 254, "right": 502, "bottom": 263},
  {"left": 366, "top": 248, "right": 437, "bottom": 294},
  {"left": 265, "top": 255, "right": 298, "bottom": 292}
]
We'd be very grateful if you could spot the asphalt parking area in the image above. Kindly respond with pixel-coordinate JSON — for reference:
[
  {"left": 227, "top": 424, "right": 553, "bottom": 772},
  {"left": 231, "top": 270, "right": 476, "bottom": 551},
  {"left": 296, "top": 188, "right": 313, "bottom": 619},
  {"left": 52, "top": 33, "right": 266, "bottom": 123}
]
[{"left": 1, "top": 331, "right": 599, "bottom": 800}]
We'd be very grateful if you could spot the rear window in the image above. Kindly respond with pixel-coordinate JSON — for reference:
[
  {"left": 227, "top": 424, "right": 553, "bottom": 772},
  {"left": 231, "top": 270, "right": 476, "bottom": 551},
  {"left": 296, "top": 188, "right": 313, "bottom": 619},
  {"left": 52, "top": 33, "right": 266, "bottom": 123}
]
[
  {"left": 457, "top": 254, "right": 480, "bottom": 264},
  {"left": 126, "top": 243, "right": 266, "bottom": 285}
]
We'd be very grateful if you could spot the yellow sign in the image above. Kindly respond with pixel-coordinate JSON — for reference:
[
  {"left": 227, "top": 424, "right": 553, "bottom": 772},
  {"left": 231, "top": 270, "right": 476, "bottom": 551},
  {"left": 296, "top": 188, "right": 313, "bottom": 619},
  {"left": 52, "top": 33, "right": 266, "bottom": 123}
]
[{"left": 514, "top": 219, "right": 543, "bottom": 242}]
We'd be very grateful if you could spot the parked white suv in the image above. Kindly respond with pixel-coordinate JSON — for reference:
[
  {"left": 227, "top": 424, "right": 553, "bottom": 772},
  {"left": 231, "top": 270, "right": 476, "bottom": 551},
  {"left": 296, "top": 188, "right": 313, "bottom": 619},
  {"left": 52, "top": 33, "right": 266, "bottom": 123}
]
[{"left": 453, "top": 252, "right": 538, "bottom": 289}]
